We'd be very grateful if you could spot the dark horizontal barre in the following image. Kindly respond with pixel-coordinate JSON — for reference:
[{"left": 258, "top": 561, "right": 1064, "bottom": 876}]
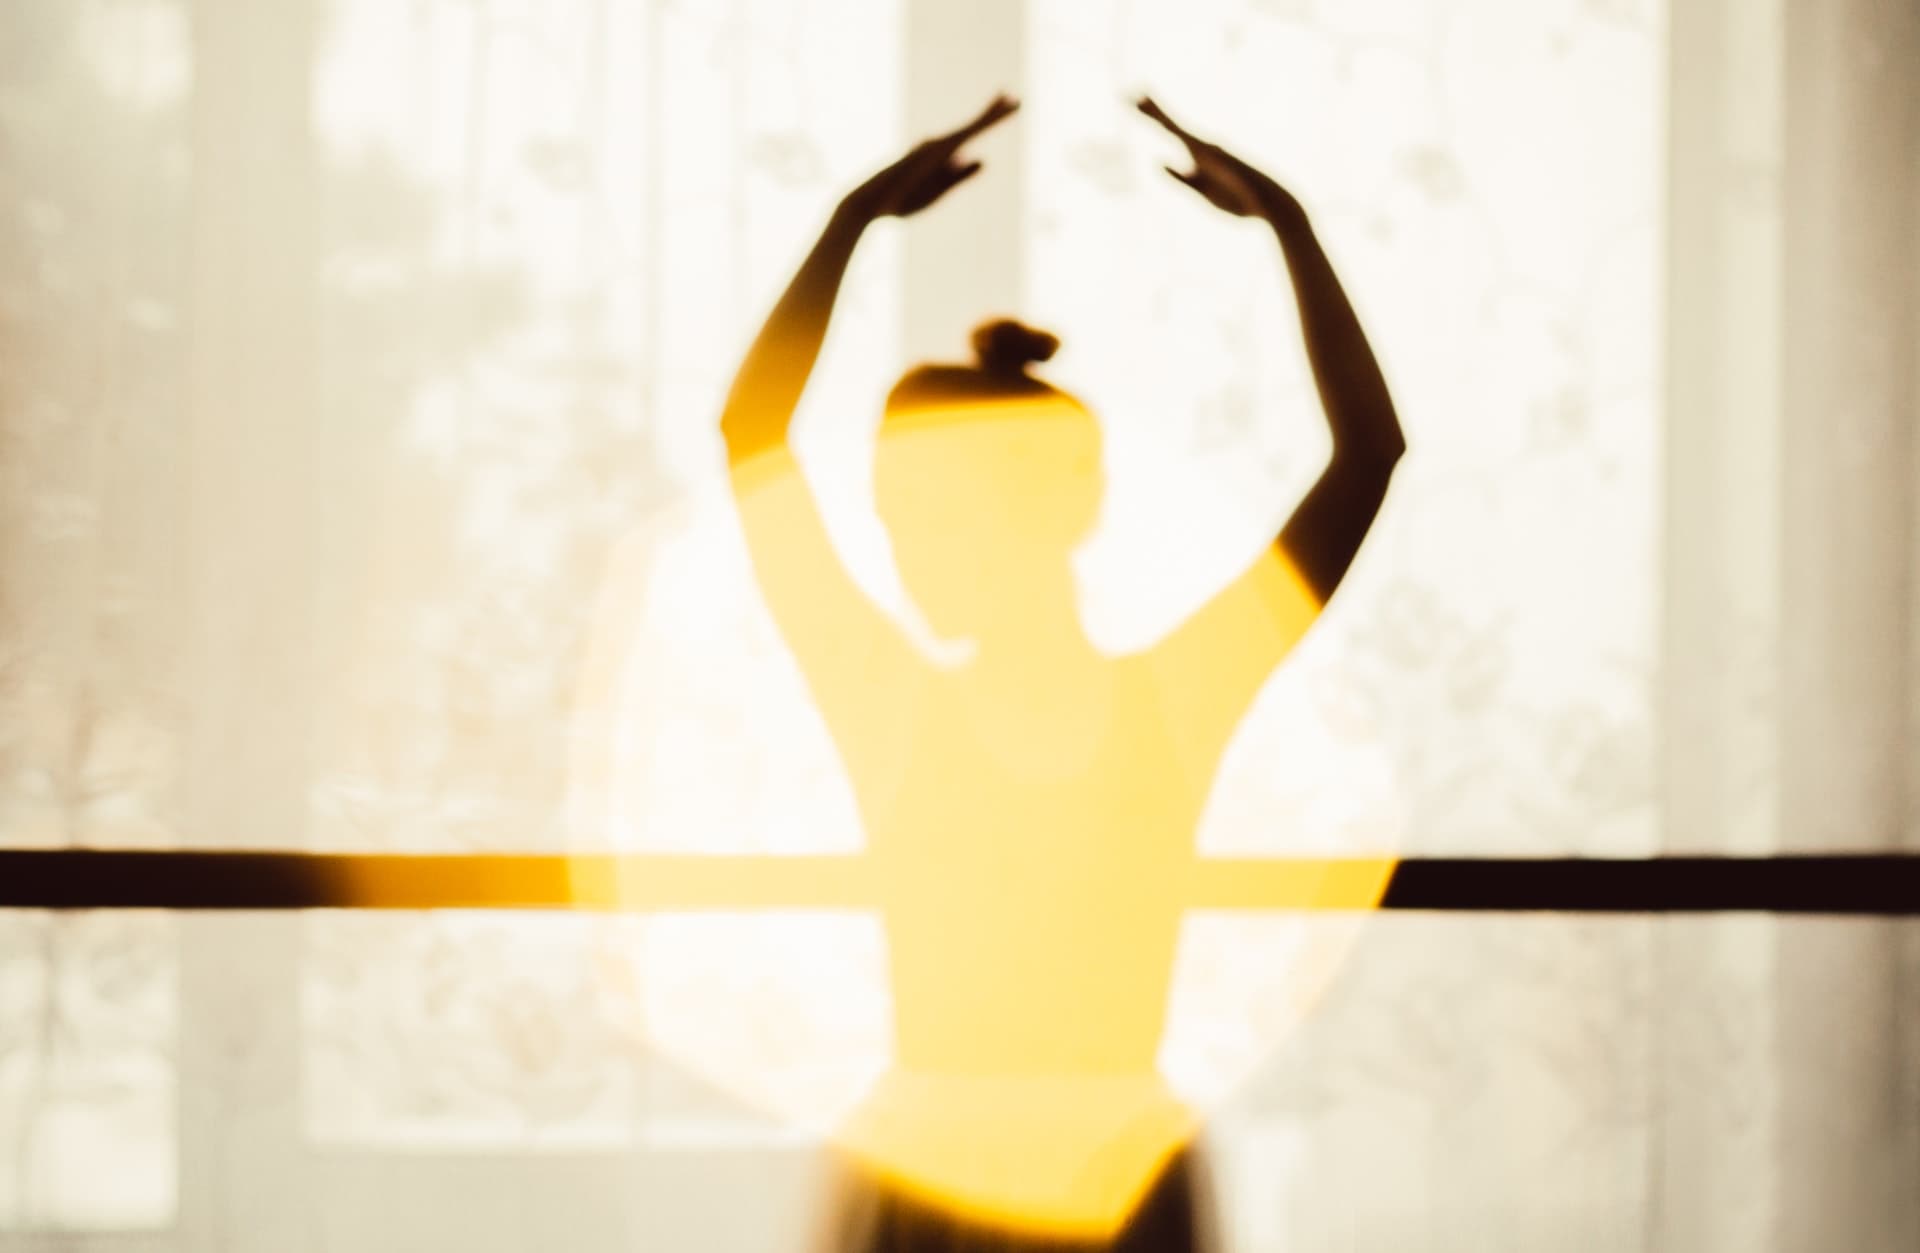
[
  {"left": 0, "top": 849, "right": 1915, "bottom": 915},
  {"left": 1377, "top": 855, "right": 1919, "bottom": 915}
]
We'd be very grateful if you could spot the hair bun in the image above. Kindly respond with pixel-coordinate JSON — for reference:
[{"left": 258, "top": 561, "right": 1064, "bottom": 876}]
[{"left": 971, "top": 319, "right": 1060, "bottom": 376}]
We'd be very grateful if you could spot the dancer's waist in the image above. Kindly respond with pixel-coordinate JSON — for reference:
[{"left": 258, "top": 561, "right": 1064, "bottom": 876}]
[{"left": 835, "top": 1068, "right": 1197, "bottom": 1239}]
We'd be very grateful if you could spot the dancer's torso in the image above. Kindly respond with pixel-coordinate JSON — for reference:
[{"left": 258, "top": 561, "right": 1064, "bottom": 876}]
[{"left": 832, "top": 655, "right": 1206, "bottom": 1076}]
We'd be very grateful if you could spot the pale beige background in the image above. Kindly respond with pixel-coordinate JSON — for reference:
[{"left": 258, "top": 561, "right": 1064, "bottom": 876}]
[{"left": 0, "top": 0, "right": 1915, "bottom": 1249}]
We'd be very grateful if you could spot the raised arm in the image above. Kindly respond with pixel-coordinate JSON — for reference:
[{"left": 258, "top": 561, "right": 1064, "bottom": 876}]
[
  {"left": 721, "top": 93, "right": 1018, "bottom": 465},
  {"left": 718, "top": 96, "right": 1017, "bottom": 718},
  {"left": 1141, "top": 96, "right": 1405, "bottom": 605},
  {"left": 1132, "top": 98, "right": 1405, "bottom": 769}
]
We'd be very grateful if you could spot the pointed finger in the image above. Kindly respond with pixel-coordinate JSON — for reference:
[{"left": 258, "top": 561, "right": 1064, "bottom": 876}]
[
  {"left": 949, "top": 94, "right": 1020, "bottom": 146},
  {"left": 1164, "top": 164, "right": 1202, "bottom": 192},
  {"left": 1136, "top": 96, "right": 1198, "bottom": 145}
]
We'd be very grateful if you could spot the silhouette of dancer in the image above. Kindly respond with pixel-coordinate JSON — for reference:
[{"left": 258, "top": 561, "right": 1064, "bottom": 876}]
[{"left": 718, "top": 94, "right": 1404, "bottom": 1252}]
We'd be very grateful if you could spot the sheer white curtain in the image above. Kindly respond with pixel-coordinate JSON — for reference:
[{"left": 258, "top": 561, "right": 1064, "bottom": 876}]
[
  {"left": 1021, "top": 3, "right": 1660, "bottom": 1247},
  {"left": 1657, "top": 0, "right": 1918, "bottom": 1249},
  {"left": 1, "top": 0, "right": 1915, "bottom": 1249}
]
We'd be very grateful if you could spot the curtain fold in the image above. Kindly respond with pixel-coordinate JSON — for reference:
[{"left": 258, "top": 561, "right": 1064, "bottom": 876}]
[
  {"left": 1661, "top": 0, "right": 1918, "bottom": 1249},
  {"left": 1, "top": 0, "right": 1915, "bottom": 1247}
]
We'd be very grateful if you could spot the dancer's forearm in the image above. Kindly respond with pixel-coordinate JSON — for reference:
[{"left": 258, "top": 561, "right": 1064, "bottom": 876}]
[
  {"left": 1263, "top": 196, "right": 1405, "bottom": 468},
  {"left": 719, "top": 204, "right": 870, "bottom": 463}
]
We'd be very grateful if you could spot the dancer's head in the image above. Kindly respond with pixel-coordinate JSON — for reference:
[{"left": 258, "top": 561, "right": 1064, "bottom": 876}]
[{"left": 876, "top": 320, "right": 1102, "bottom": 642}]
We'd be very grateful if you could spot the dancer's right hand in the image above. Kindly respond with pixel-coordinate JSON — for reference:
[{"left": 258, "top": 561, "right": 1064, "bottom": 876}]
[{"left": 1136, "top": 95, "right": 1302, "bottom": 226}]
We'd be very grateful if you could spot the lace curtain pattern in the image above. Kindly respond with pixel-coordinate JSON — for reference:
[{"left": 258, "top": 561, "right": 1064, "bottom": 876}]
[{"left": 2, "top": 0, "right": 1915, "bottom": 1248}]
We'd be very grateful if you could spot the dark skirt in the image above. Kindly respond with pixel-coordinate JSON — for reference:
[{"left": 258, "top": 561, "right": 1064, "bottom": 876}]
[{"left": 810, "top": 1142, "right": 1220, "bottom": 1253}]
